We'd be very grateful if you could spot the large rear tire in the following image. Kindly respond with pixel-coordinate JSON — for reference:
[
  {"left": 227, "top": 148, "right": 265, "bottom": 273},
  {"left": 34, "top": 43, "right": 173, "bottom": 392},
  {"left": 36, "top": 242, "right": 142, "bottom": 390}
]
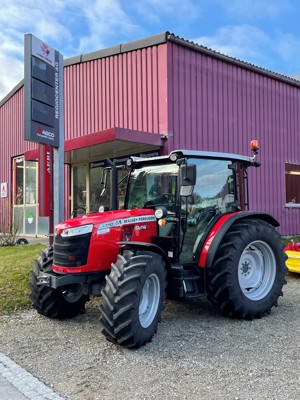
[
  {"left": 100, "top": 251, "right": 166, "bottom": 348},
  {"left": 206, "top": 219, "right": 287, "bottom": 319},
  {"left": 29, "top": 247, "right": 89, "bottom": 318}
]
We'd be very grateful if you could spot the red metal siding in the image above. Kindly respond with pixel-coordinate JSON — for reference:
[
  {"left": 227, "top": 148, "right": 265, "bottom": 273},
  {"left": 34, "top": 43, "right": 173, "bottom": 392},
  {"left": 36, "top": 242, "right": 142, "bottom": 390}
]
[
  {"left": 0, "top": 87, "right": 37, "bottom": 231},
  {"left": 0, "top": 87, "right": 37, "bottom": 198},
  {"left": 64, "top": 44, "right": 168, "bottom": 140},
  {"left": 167, "top": 42, "right": 300, "bottom": 234}
]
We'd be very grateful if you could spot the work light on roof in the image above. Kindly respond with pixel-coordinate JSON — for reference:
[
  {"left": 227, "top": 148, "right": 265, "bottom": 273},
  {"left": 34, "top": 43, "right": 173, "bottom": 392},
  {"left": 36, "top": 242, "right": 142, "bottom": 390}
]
[{"left": 170, "top": 153, "right": 179, "bottom": 162}]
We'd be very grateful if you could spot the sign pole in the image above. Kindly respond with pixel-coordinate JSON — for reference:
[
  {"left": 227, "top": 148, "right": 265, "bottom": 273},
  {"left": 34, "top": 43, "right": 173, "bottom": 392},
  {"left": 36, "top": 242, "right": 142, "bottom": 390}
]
[
  {"left": 24, "top": 34, "right": 64, "bottom": 244},
  {"left": 49, "top": 147, "right": 54, "bottom": 246}
]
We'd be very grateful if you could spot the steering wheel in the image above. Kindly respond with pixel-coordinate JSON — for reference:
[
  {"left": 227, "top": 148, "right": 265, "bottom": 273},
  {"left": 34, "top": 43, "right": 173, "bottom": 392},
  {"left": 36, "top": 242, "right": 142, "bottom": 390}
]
[
  {"left": 71, "top": 206, "right": 86, "bottom": 218},
  {"left": 161, "top": 193, "right": 175, "bottom": 204}
]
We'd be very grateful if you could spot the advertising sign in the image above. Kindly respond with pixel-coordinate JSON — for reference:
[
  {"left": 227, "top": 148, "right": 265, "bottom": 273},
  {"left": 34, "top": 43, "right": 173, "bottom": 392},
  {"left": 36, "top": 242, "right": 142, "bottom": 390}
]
[
  {"left": 24, "top": 34, "right": 61, "bottom": 147},
  {"left": 1, "top": 182, "right": 8, "bottom": 198}
]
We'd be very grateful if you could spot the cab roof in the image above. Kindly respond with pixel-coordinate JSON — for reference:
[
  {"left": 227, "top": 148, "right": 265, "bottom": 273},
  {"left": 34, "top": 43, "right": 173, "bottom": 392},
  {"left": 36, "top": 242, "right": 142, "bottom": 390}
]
[{"left": 131, "top": 149, "right": 257, "bottom": 167}]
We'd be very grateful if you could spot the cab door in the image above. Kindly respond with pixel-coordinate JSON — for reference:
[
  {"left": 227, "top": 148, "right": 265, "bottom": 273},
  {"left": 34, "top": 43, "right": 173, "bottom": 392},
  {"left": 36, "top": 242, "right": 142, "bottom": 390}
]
[{"left": 179, "top": 158, "right": 235, "bottom": 264}]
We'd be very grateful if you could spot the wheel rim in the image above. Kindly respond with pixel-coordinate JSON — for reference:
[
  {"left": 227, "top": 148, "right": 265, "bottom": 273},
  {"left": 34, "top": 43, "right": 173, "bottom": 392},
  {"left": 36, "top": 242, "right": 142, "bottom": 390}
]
[
  {"left": 61, "top": 285, "right": 83, "bottom": 303},
  {"left": 238, "top": 240, "right": 276, "bottom": 301},
  {"left": 139, "top": 273, "right": 160, "bottom": 328}
]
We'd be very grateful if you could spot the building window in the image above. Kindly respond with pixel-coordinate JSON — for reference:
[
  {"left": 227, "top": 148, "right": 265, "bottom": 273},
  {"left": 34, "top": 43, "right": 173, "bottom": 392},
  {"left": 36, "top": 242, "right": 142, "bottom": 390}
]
[
  {"left": 73, "top": 165, "right": 87, "bottom": 214},
  {"left": 13, "top": 157, "right": 38, "bottom": 235},
  {"left": 285, "top": 163, "right": 300, "bottom": 205},
  {"left": 14, "top": 157, "right": 24, "bottom": 205},
  {"left": 25, "top": 161, "right": 37, "bottom": 204},
  {"left": 13, "top": 158, "right": 37, "bottom": 205}
]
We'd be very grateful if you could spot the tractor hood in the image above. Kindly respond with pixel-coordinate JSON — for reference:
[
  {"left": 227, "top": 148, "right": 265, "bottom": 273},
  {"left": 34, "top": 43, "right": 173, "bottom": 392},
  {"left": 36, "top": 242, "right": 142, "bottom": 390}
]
[{"left": 55, "top": 208, "right": 156, "bottom": 235}]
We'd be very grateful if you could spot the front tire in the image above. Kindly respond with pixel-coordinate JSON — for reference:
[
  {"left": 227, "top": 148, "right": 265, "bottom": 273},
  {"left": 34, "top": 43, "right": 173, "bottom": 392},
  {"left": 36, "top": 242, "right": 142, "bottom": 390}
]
[
  {"left": 206, "top": 219, "right": 287, "bottom": 319},
  {"left": 29, "top": 247, "right": 89, "bottom": 318},
  {"left": 100, "top": 251, "right": 166, "bottom": 348}
]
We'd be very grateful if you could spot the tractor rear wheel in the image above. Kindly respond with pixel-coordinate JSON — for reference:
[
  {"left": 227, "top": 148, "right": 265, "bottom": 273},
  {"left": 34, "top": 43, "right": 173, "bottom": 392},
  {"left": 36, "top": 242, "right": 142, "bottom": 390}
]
[
  {"left": 29, "top": 247, "right": 89, "bottom": 318},
  {"left": 100, "top": 251, "right": 166, "bottom": 348},
  {"left": 206, "top": 219, "right": 287, "bottom": 319}
]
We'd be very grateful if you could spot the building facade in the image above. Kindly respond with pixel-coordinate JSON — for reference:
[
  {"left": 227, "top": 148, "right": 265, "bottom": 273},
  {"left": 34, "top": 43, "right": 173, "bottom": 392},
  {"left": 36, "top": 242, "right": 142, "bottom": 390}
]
[{"left": 1, "top": 32, "right": 300, "bottom": 236}]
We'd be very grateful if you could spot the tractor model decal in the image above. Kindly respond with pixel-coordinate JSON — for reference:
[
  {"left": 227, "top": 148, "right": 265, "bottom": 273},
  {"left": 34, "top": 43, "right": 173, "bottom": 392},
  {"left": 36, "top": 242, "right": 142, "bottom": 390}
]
[{"left": 97, "top": 215, "right": 156, "bottom": 233}]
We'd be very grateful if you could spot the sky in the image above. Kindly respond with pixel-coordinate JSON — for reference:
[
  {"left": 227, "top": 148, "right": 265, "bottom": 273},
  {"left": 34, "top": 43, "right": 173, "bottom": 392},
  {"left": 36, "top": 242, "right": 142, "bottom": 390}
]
[{"left": 1, "top": 0, "right": 300, "bottom": 101}]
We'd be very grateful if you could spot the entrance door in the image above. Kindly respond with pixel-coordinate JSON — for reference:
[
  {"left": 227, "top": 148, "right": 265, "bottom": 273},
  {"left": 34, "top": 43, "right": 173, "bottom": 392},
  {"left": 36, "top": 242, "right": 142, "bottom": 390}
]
[{"left": 13, "top": 157, "right": 39, "bottom": 235}]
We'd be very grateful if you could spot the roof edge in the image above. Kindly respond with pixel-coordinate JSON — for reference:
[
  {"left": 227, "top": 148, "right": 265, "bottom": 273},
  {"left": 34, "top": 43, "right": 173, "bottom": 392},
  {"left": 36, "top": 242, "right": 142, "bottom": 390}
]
[
  {"left": 166, "top": 32, "right": 300, "bottom": 87},
  {"left": 0, "top": 79, "right": 24, "bottom": 107},
  {"left": 64, "top": 32, "right": 168, "bottom": 67}
]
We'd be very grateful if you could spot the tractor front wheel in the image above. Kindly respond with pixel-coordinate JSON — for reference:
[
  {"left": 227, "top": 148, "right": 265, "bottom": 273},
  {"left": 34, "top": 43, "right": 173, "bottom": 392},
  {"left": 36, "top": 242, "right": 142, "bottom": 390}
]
[
  {"left": 100, "top": 251, "right": 166, "bottom": 348},
  {"left": 206, "top": 219, "right": 287, "bottom": 319},
  {"left": 29, "top": 247, "right": 89, "bottom": 318}
]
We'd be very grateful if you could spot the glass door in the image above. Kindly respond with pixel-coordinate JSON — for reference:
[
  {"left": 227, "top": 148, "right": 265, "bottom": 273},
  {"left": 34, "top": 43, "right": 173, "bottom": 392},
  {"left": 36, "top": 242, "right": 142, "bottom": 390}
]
[
  {"left": 89, "top": 167, "right": 103, "bottom": 212},
  {"left": 72, "top": 165, "right": 88, "bottom": 216},
  {"left": 13, "top": 157, "right": 38, "bottom": 235}
]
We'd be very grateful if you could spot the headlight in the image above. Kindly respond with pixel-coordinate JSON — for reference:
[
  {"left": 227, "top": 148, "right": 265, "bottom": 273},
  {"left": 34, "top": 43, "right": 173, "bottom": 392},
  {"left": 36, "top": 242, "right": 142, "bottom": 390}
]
[
  {"left": 61, "top": 224, "right": 93, "bottom": 237},
  {"left": 155, "top": 207, "right": 168, "bottom": 219}
]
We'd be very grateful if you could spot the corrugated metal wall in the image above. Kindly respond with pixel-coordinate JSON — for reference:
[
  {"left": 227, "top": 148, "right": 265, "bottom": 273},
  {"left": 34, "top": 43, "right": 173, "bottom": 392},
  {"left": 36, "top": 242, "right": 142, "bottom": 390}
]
[
  {"left": 64, "top": 44, "right": 168, "bottom": 140},
  {"left": 0, "top": 86, "right": 37, "bottom": 232},
  {"left": 0, "top": 87, "right": 36, "bottom": 199},
  {"left": 167, "top": 42, "right": 300, "bottom": 234}
]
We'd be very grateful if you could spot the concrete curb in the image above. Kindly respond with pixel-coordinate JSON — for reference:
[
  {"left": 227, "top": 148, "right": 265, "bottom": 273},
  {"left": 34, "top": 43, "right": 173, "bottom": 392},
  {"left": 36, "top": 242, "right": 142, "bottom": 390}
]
[{"left": 0, "top": 353, "right": 64, "bottom": 400}]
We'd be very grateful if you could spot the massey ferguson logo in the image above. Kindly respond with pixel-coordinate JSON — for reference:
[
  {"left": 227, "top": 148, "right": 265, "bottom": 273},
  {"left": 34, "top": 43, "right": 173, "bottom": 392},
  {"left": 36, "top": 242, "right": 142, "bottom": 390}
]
[
  {"left": 40, "top": 42, "right": 50, "bottom": 56},
  {"left": 37, "top": 126, "right": 54, "bottom": 140}
]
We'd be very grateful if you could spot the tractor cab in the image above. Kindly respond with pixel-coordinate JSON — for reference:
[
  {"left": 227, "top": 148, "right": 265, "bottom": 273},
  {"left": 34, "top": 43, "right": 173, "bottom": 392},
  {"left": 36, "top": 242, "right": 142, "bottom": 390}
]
[{"left": 121, "top": 149, "right": 256, "bottom": 265}]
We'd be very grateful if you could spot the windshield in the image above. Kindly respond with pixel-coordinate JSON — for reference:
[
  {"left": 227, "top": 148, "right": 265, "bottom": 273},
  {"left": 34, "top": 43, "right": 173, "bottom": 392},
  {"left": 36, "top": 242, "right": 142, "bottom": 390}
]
[
  {"left": 98, "top": 168, "right": 129, "bottom": 211},
  {"left": 125, "top": 162, "right": 179, "bottom": 210}
]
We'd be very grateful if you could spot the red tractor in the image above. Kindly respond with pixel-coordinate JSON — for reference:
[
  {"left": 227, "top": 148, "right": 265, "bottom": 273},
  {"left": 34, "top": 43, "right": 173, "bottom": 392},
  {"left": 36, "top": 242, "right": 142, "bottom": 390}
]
[{"left": 29, "top": 145, "right": 287, "bottom": 348}]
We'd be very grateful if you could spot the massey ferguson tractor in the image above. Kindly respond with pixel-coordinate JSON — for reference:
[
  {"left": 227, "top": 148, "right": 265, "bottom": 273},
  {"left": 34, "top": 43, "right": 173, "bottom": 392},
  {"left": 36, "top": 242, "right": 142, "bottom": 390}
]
[{"left": 29, "top": 143, "right": 287, "bottom": 348}]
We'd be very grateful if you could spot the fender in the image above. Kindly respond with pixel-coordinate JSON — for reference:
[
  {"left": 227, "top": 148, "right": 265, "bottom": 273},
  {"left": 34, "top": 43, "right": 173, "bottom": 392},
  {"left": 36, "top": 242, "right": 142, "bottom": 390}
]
[
  {"left": 117, "top": 241, "right": 172, "bottom": 271},
  {"left": 198, "top": 211, "right": 280, "bottom": 269}
]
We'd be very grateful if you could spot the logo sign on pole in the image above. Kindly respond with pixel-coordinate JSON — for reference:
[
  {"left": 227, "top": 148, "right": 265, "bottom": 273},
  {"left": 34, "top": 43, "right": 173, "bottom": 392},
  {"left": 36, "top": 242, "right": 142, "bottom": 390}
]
[{"left": 24, "top": 34, "right": 61, "bottom": 147}]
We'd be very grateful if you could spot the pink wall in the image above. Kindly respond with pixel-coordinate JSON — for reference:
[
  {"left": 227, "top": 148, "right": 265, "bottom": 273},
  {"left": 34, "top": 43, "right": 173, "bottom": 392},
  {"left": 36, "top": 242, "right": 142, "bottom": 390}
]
[
  {"left": 0, "top": 87, "right": 36, "bottom": 204},
  {"left": 167, "top": 42, "right": 300, "bottom": 234},
  {"left": 64, "top": 45, "right": 168, "bottom": 140}
]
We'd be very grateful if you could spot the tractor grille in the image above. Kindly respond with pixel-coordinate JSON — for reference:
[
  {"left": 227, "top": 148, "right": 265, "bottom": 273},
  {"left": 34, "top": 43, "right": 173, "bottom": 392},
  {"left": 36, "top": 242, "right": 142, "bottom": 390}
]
[{"left": 53, "top": 233, "right": 92, "bottom": 268}]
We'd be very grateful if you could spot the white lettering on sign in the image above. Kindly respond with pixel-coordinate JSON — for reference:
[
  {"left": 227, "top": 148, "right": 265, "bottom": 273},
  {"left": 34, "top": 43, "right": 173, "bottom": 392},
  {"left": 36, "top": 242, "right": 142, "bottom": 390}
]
[
  {"left": 36, "top": 127, "right": 55, "bottom": 140},
  {"left": 46, "top": 151, "right": 51, "bottom": 174},
  {"left": 55, "top": 62, "right": 59, "bottom": 119}
]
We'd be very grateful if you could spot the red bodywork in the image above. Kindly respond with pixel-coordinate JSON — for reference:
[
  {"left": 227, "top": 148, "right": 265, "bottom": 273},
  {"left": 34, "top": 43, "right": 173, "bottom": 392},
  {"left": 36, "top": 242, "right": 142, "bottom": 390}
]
[
  {"left": 198, "top": 212, "right": 242, "bottom": 268},
  {"left": 53, "top": 209, "right": 157, "bottom": 274}
]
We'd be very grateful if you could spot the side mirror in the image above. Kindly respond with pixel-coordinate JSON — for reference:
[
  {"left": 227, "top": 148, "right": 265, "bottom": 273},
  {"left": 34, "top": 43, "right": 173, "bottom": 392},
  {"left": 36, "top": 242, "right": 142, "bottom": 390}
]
[{"left": 179, "top": 164, "right": 196, "bottom": 197}]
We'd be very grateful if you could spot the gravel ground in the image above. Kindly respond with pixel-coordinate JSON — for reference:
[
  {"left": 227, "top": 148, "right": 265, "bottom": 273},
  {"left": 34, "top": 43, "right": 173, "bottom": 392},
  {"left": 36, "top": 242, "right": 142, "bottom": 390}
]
[{"left": 0, "top": 273, "right": 299, "bottom": 400}]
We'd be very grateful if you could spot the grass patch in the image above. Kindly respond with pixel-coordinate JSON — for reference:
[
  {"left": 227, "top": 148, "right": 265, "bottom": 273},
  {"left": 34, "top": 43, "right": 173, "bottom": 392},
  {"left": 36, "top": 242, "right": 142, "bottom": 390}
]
[{"left": 0, "top": 244, "right": 45, "bottom": 314}]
